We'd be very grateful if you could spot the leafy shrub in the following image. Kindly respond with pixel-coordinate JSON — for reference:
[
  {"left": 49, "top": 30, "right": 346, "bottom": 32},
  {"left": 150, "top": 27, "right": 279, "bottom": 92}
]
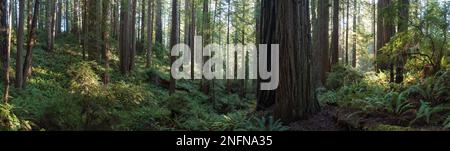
[
  {"left": 109, "top": 81, "right": 151, "bottom": 106},
  {"left": 117, "top": 105, "right": 171, "bottom": 131},
  {"left": 215, "top": 94, "right": 243, "bottom": 113},
  {"left": 326, "top": 64, "right": 363, "bottom": 89},
  {"left": 164, "top": 92, "right": 191, "bottom": 117},
  {"left": 318, "top": 91, "right": 338, "bottom": 105},
  {"left": 41, "top": 95, "right": 84, "bottom": 130},
  {"left": 0, "top": 104, "right": 32, "bottom": 131},
  {"left": 405, "top": 70, "right": 450, "bottom": 103},
  {"left": 210, "top": 111, "right": 249, "bottom": 131},
  {"left": 67, "top": 61, "right": 101, "bottom": 95}
]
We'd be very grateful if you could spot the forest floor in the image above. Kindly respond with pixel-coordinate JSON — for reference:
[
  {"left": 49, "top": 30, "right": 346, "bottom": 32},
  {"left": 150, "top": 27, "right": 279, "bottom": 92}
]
[
  {"left": 289, "top": 105, "right": 343, "bottom": 131},
  {"left": 289, "top": 104, "right": 447, "bottom": 131}
]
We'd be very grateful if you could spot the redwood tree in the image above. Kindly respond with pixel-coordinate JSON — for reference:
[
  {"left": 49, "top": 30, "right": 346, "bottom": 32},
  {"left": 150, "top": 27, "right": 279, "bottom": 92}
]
[
  {"left": 15, "top": 0, "right": 25, "bottom": 89},
  {"left": 169, "top": 0, "right": 179, "bottom": 94},
  {"left": 258, "top": 0, "right": 320, "bottom": 122},
  {"left": 22, "top": 0, "right": 40, "bottom": 88},
  {"left": 1, "top": 0, "right": 10, "bottom": 103},
  {"left": 331, "top": 0, "right": 339, "bottom": 66}
]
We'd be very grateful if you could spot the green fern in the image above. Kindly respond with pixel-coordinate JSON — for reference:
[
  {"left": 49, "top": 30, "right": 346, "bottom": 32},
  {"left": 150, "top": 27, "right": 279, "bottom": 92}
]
[
  {"left": 444, "top": 116, "right": 450, "bottom": 129},
  {"left": 411, "top": 101, "right": 450, "bottom": 125},
  {"left": 384, "top": 91, "right": 413, "bottom": 115},
  {"left": 249, "top": 116, "right": 288, "bottom": 131},
  {"left": 0, "top": 104, "right": 32, "bottom": 131}
]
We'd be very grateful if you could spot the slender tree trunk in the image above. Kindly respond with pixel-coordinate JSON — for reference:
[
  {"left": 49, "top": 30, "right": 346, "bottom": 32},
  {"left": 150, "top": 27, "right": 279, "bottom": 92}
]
[
  {"left": 373, "top": 0, "right": 376, "bottom": 70},
  {"left": 130, "top": 0, "right": 137, "bottom": 70},
  {"left": 345, "top": 0, "right": 349, "bottom": 65},
  {"left": 101, "top": 0, "right": 110, "bottom": 85},
  {"left": 146, "top": 0, "right": 154, "bottom": 67},
  {"left": 82, "top": 0, "right": 87, "bottom": 59},
  {"left": 73, "top": 0, "right": 80, "bottom": 43},
  {"left": 56, "top": 0, "right": 62, "bottom": 34},
  {"left": 15, "top": 0, "right": 25, "bottom": 89},
  {"left": 351, "top": 0, "right": 357, "bottom": 68},
  {"left": 22, "top": 0, "right": 40, "bottom": 88},
  {"left": 155, "top": 0, "right": 162, "bottom": 44},
  {"left": 239, "top": 1, "right": 245, "bottom": 98},
  {"left": 169, "top": 0, "right": 179, "bottom": 94},
  {"left": 201, "top": 0, "right": 211, "bottom": 95},
  {"left": 226, "top": 0, "right": 231, "bottom": 94},
  {"left": 184, "top": 0, "right": 189, "bottom": 44},
  {"left": 331, "top": 0, "right": 339, "bottom": 66},
  {"left": 189, "top": 0, "right": 196, "bottom": 79},
  {"left": 140, "top": 0, "right": 146, "bottom": 44},
  {"left": 65, "top": 0, "right": 69, "bottom": 32},
  {"left": 47, "top": 0, "right": 55, "bottom": 52}
]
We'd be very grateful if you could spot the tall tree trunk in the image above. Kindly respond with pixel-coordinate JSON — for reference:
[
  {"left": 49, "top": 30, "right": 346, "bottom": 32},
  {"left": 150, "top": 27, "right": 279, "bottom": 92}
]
[
  {"left": 184, "top": 0, "right": 189, "bottom": 44},
  {"left": 239, "top": 1, "right": 245, "bottom": 98},
  {"left": 373, "top": 0, "right": 376, "bottom": 70},
  {"left": 270, "top": 0, "right": 319, "bottom": 122},
  {"left": 86, "top": 0, "right": 101, "bottom": 61},
  {"left": 331, "top": 0, "right": 339, "bottom": 66},
  {"left": 46, "top": 0, "right": 55, "bottom": 52},
  {"left": 345, "top": 0, "right": 349, "bottom": 65},
  {"left": 376, "top": 0, "right": 394, "bottom": 81},
  {"left": 81, "top": 0, "right": 87, "bottom": 59},
  {"left": 65, "top": 0, "right": 69, "bottom": 32},
  {"left": 56, "top": 0, "right": 62, "bottom": 34},
  {"left": 15, "top": 0, "right": 25, "bottom": 89},
  {"left": 22, "top": 0, "right": 40, "bottom": 88},
  {"left": 155, "top": 0, "right": 163, "bottom": 44},
  {"left": 140, "top": 0, "right": 146, "bottom": 44},
  {"left": 119, "top": 0, "right": 135, "bottom": 74},
  {"left": 225, "top": 0, "right": 231, "bottom": 94},
  {"left": 102, "top": 0, "right": 110, "bottom": 85},
  {"left": 201, "top": 0, "right": 210, "bottom": 95},
  {"left": 189, "top": 0, "right": 196, "bottom": 79},
  {"left": 130, "top": 0, "right": 137, "bottom": 70},
  {"left": 316, "top": 0, "right": 330, "bottom": 86},
  {"left": 395, "top": 0, "right": 409, "bottom": 83},
  {"left": 351, "top": 0, "right": 357, "bottom": 68},
  {"left": 169, "top": 0, "right": 179, "bottom": 95},
  {"left": 1, "top": 0, "right": 10, "bottom": 103},
  {"left": 146, "top": 0, "right": 154, "bottom": 67},
  {"left": 72, "top": 0, "right": 80, "bottom": 43}
]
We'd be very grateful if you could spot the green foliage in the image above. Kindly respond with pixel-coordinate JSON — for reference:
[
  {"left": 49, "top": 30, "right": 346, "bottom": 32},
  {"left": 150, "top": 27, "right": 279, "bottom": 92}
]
[
  {"left": 67, "top": 61, "right": 101, "bottom": 95},
  {"left": 368, "top": 124, "right": 415, "bottom": 131},
  {"left": 405, "top": 70, "right": 450, "bottom": 102},
  {"left": 411, "top": 101, "right": 450, "bottom": 125},
  {"left": 444, "top": 116, "right": 450, "bottom": 129},
  {"left": 384, "top": 91, "right": 413, "bottom": 116},
  {"left": 215, "top": 94, "right": 244, "bottom": 113},
  {"left": 0, "top": 104, "right": 32, "bottom": 131},
  {"left": 244, "top": 116, "right": 289, "bottom": 131},
  {"left": 326, "top": 64, "right": 363, "bottom": 89}
]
